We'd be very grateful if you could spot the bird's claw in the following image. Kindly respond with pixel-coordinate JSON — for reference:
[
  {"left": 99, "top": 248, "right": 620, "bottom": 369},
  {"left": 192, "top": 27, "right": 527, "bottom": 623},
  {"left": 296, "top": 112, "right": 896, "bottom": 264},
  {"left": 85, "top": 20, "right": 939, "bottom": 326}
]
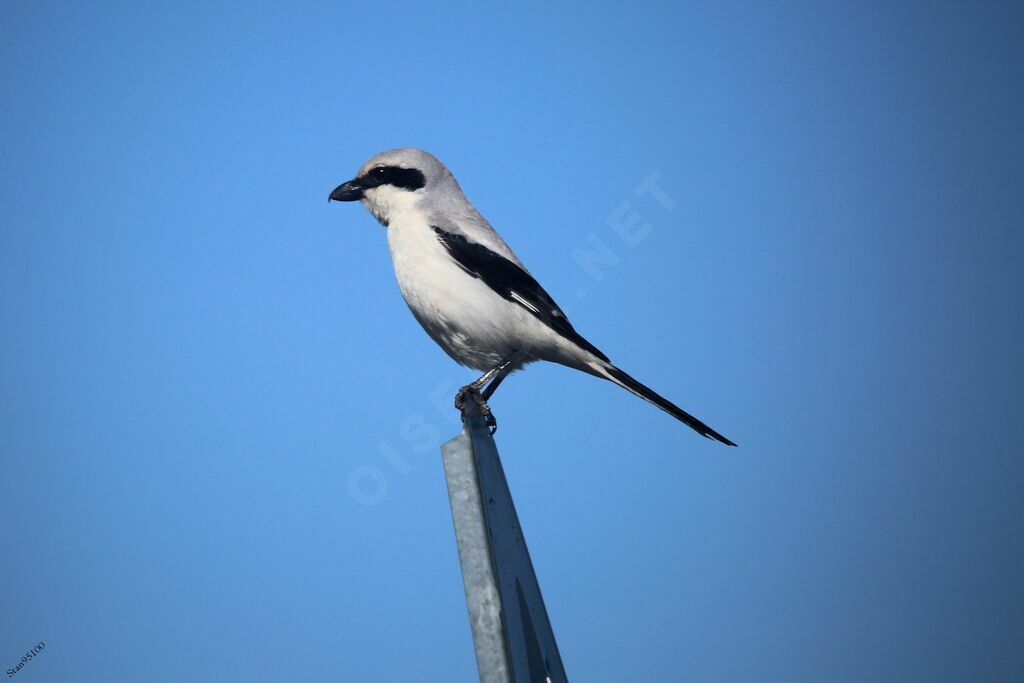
[
  {"left": 454, "top": 385, "right": 498, "bottom": 435},
  {"left": 454, "top": 384, "right": 475, "bottom": 411},
  {"left": 483, "top": 411, "right": 497, "bottom": 435}
]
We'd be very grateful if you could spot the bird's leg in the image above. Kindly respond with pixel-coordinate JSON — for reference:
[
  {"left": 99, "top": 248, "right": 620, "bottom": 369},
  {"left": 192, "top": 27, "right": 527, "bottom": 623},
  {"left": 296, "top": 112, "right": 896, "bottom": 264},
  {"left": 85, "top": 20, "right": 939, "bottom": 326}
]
[
  {"left": 454, "top": 367, "right": 501, "bottom": 410},
  {"left": 480, "top": 358, "right": 516, "bottom": 400},
  {"left": 455, "top": 354, "right": 518, "bottom": 434}
]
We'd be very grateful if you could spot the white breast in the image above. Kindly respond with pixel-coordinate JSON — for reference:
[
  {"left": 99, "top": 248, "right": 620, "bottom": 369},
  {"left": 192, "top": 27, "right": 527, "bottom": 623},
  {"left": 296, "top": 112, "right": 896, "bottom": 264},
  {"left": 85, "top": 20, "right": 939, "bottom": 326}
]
[{"left": 386, "top": 213, "right": 537, "bottom": 371}]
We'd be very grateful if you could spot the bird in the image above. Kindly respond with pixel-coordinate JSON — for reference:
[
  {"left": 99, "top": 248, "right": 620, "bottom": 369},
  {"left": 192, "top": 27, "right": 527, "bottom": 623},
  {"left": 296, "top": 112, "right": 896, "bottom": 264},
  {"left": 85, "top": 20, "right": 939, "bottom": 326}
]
[{"left": 329, "top": 148, "right": 735, "bottom": 445}]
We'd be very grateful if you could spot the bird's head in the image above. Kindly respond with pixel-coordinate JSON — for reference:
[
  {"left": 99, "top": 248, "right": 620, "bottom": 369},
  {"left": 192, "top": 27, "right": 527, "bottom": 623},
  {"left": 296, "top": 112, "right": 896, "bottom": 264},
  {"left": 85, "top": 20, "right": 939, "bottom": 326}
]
[{"left": 329, "top": 148, "right": 456, "bottom": 226}]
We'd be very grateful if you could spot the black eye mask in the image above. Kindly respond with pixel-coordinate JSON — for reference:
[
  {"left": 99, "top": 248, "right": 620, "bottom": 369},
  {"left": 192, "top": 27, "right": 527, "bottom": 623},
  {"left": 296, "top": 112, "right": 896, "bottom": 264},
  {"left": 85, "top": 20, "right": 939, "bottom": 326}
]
[
  {"left": 362, "top": 166, "right": 426, "bottom": 191},
  {"left": 329, "top": 165, "right": 426, "bottom": 202}
]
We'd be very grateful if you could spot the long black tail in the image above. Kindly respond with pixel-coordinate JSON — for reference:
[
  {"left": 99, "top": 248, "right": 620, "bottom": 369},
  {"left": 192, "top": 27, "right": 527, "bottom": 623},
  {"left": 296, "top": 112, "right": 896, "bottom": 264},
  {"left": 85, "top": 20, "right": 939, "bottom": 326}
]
[{"left": 598, "top": 363, "right": 736, "bottom": 446}]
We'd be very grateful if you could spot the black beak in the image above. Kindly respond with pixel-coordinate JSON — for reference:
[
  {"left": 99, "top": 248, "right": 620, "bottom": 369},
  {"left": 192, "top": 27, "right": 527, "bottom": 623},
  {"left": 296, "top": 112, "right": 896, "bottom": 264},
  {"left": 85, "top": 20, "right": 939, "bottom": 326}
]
[{"left": 329, "top": 179, "right": 364, "bottom": 202}]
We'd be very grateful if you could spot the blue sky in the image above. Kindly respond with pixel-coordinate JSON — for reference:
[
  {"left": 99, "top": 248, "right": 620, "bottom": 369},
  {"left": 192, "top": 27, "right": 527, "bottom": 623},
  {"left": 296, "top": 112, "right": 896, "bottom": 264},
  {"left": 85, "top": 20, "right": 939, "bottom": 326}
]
[{"left": 1, "top": 1, "right": 1022, "bottom": 681}]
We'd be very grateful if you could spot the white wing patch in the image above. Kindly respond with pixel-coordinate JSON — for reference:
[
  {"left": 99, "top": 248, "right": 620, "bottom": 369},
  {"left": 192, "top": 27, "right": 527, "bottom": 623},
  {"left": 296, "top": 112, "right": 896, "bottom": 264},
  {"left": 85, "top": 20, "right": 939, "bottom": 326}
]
[{"left": 509, "top": 291, "right": 540, "bottom": 314}]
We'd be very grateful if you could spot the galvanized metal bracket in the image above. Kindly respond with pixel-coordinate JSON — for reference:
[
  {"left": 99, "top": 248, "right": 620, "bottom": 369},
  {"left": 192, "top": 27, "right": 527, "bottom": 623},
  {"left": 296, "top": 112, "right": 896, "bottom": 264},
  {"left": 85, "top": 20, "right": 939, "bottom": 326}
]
[{"left": 441, "top": 400, "right": 569, "bottom": 683}]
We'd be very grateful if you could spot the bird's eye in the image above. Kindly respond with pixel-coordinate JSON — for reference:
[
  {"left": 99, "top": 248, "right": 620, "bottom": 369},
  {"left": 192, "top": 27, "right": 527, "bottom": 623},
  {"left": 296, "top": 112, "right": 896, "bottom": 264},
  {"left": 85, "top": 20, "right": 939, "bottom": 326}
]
[{"left": 372, "top": 167, "right": 387, "bottom": 177}]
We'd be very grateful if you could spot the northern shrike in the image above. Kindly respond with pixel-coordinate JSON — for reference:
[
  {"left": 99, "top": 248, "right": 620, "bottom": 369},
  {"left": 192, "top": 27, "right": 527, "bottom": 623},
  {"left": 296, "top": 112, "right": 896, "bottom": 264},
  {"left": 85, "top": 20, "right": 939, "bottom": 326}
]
[{"left": 329, "top": 148, "right": 734, "bottom": 445}]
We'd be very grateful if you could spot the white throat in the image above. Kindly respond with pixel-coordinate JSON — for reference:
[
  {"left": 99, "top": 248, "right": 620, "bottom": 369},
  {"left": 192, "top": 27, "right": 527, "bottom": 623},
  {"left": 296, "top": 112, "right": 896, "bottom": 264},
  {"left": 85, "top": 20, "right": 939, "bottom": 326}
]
[{"left": 361, "top": 186, "right": 424, "bottom": 227}]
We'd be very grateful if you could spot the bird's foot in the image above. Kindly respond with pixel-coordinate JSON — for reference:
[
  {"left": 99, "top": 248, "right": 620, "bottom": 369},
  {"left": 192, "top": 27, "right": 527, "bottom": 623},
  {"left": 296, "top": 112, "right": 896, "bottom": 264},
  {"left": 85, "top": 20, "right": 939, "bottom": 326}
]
[
  {"left": 453, "top": 384, "right": 476, "bottom": 410},
  {"left": 454, "top": 385, "right": 498, "bottom": 435}
]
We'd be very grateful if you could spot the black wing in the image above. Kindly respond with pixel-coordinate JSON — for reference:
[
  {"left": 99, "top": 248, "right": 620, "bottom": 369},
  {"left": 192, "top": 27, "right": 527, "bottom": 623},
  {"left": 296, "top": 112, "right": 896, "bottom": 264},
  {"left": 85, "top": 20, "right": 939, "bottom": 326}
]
[{"left": 432, "top": 226, "right": 609, "bottom": 362}]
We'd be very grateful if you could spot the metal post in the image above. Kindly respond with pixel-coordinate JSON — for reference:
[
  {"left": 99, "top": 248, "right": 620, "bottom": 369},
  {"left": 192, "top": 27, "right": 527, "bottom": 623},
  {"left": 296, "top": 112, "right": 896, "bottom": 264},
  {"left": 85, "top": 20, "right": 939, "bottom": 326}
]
[{"left": 441, "top": 400, "right": 569, "bottom": 683}]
